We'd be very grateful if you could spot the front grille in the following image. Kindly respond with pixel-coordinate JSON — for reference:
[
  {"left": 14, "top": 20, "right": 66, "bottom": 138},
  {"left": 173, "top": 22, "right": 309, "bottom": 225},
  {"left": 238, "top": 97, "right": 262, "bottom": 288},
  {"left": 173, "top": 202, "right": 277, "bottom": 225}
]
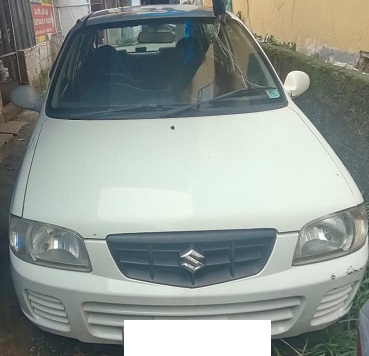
[
  {"left": 26, "top": 290, "right": 71, "bottom": 332},
  {"left": 311, "top": 282, "right": 358, "bottom": 326},
  {"left": 83, "top": 296, "right": 302, "bottom": 340},
  {"left": 107, "top": 229, "right": 276, "bottom": 288}
]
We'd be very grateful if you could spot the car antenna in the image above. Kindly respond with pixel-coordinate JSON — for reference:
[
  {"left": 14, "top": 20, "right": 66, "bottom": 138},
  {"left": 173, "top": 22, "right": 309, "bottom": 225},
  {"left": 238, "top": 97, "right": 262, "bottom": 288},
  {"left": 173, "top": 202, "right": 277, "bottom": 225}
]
[
  {"left": 212, "top": 0, "right": 227, "bottom": 24},
  {"left": 213, "top": 16, "right": 247, "bottom": 88},
  {"left": 80, "top": 12, "right": 94, "bottom": 27}
]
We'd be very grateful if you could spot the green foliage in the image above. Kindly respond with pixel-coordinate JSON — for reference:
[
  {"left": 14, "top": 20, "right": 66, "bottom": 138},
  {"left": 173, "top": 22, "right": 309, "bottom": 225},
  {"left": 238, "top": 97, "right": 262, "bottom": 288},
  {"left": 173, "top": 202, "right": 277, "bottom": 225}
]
[
  {"left": 264, "top": 42, "right": 369, "bottom": 356},
  {"left": 255, "top": 33, "right": 296, "bottom": 51},
  {"left": 272, "top": 324, "right": 358, "bottom": 355},
  {"left": 39, "top": 70, "right": 49, "bottom": 96}
]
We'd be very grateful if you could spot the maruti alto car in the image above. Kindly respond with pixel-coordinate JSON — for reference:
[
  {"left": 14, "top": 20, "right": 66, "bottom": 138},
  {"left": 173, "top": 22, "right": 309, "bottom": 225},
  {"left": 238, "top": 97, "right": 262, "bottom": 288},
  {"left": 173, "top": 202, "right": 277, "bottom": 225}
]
[{"left": 9, "top": 5, "right": 368, "bottom": 344}]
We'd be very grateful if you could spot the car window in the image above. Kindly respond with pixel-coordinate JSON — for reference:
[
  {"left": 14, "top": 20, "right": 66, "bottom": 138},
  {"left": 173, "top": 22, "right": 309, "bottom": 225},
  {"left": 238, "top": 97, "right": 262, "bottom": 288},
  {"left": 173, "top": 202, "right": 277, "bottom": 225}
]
[
  {"left": 223, "top": 22, "right": 275, "bottom": 88},
  {"left": 97, "top": 23, "right": 178, "bottom": 53},
  {"left": 47, "top": 17, "right": 286, "bottom": 119}
]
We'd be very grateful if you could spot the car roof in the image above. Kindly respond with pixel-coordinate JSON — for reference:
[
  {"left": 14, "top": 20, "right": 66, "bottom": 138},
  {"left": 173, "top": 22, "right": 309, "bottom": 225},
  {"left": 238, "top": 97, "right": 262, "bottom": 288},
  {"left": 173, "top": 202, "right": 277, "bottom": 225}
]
[{"left": 84, "top": 5, "right": 215, "bottom": 26}]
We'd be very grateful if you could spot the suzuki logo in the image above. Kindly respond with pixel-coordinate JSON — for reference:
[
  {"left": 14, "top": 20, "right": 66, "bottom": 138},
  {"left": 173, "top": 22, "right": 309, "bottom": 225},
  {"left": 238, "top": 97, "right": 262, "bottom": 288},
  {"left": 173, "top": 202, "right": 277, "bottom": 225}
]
[{"left": 180, "top": 249, "right": 205, "bottom": 273}]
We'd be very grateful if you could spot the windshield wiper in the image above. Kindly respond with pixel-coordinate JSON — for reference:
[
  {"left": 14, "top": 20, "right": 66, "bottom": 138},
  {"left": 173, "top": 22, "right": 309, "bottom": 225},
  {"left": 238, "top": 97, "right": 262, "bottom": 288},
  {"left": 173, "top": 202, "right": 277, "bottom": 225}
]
[
  {"left": 209, "top": 86, "right": 278, "bottom": 102},
  {"left": 160, "top": 86, "right": 278, "bottom": 118},
  {"left": 66, "top": 104, "right": 176, "bottom": 120}
]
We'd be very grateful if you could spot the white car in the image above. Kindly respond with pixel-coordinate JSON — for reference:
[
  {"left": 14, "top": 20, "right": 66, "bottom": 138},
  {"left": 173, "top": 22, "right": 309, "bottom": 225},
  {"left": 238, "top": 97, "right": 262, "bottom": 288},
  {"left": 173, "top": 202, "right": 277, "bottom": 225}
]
[{"left": 10, "top": 5, "right": 368, "bottom": 344}]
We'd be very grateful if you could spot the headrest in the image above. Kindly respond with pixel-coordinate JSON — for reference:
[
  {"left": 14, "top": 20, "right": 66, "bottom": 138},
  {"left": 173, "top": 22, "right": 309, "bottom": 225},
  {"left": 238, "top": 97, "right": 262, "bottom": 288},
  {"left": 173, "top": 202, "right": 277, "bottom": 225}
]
[
  {"left": 95, "top": 45, "right": 118, "bottom": 58},
  {"left": 138, "top": 31, "right": 175, "bottom": 44},
  {"left": 175, "top": 37, "right": 203, "bottom": 65}
]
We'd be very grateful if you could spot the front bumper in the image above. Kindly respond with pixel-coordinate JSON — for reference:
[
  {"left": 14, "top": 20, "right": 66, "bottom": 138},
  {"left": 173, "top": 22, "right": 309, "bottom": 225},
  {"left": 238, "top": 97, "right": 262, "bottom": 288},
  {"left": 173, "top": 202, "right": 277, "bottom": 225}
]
[{"left": 10, "top": 234, "right": 368, "bottom": 344}]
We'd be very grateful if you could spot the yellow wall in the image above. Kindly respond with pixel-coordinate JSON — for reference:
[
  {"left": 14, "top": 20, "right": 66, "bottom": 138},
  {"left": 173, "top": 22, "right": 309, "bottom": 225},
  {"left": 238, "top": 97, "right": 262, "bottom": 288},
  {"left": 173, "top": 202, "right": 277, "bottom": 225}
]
[{"left": 204, "top": 0, "right": 369, "bottom": 62}]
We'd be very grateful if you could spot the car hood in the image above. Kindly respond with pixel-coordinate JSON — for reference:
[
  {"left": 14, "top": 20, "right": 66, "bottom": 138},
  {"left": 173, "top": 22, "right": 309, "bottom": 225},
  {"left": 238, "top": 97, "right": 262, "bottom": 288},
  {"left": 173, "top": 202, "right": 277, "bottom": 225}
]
[{"left": 22, "top": 107, "right": 360, "bottom": 238}]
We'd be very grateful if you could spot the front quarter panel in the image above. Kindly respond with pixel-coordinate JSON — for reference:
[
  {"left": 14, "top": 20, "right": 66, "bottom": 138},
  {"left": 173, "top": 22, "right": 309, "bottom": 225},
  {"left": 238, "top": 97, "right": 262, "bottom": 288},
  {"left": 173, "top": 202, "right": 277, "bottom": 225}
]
[{"left": 10, "top": 109, "right": 47, "bottom": 217}]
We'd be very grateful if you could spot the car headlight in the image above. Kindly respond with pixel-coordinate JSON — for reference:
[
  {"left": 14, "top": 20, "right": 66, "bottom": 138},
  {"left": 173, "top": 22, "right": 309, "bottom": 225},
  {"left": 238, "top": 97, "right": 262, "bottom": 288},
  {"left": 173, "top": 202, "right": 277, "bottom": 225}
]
[
  {"left": 293, "top": 204, "right": 368, "bottom": 265},
  {"left": 9, "top": 215, "right": 91, "bottom": 272}
]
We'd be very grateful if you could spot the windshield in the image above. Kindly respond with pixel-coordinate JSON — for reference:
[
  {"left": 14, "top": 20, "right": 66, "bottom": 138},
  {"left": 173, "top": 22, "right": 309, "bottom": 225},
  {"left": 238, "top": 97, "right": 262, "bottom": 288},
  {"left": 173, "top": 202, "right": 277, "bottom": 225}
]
[{"left": 47, "top": 16, "right": 287, "bottom": 119}]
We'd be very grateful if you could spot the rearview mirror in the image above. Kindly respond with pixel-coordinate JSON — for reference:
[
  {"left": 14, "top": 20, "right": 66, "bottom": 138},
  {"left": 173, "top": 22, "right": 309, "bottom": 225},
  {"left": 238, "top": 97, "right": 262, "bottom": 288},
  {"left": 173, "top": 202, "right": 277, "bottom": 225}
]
[
  {"left": 137, "top": 31, "right": 175, "bottom": 44},
  {"left": 10, "top": 85, "right": 42, "bottom": 112},
  {"left": 283, "top": 71, "right": 310, "bottom": 98}
]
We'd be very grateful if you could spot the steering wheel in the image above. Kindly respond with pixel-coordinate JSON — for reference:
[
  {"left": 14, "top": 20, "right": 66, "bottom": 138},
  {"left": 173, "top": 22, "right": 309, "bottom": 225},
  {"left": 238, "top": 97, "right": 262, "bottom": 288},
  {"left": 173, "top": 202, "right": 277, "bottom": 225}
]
[{"left": 98, "top": 72, "right": 136, "bottom": 87}]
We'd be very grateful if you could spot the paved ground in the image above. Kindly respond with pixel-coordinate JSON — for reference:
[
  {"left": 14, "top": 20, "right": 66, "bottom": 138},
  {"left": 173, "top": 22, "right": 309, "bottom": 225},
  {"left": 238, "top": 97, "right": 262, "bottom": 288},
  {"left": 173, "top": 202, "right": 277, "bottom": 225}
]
[{"left": 0, "top": 111, "right": 122, "bottom": 355}]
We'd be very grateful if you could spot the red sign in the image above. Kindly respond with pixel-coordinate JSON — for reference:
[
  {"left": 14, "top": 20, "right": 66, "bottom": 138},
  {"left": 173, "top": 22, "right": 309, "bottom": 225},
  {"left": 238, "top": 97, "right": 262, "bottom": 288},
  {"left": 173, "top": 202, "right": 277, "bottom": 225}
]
[{"left": 30, "top": 2, "right": 56, "bottom": 43}]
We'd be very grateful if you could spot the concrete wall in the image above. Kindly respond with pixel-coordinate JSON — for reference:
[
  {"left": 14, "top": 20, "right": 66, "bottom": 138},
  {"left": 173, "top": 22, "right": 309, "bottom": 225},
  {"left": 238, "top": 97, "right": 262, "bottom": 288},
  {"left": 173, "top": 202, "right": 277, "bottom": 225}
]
[
  {"left": 18, "top": 32, "right": 63, "bottom": 88},
  {"left": 203, "top": 0, "right": 369, "bottom": 65}
]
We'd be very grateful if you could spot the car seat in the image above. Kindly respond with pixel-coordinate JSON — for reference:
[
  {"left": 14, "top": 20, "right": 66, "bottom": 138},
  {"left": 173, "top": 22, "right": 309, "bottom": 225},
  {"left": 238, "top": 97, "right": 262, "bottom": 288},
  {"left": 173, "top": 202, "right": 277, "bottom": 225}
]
[
  {"left": 87, "top": 45, "right": 135, "bottom": 86},
  {"left": 172, "top": 37, "right": 204, "bottom": 93}
]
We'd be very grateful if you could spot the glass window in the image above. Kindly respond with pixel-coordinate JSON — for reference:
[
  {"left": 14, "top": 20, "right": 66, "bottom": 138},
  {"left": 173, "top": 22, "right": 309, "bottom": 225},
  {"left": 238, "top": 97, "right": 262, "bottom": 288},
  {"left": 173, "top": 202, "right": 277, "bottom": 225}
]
[{"left": 47, "top": 17, "right": 286, "bottom": 119}]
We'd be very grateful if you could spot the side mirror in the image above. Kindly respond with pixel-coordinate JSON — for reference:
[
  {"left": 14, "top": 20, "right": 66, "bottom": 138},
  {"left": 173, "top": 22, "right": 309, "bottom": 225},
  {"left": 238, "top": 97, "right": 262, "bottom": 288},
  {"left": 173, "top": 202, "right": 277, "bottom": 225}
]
[
  {"left": 10, "top": 85, "right": 42, "bottom": 112},
  {"left": 283, "top": 71, "right": 310, "bottom": 98}
]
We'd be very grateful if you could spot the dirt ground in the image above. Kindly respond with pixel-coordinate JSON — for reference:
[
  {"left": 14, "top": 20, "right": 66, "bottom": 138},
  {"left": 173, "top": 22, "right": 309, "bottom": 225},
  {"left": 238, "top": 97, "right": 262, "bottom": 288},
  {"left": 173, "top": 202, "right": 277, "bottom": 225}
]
[{"left": 0, "top": 111, "right": 123, "bottom": 356}]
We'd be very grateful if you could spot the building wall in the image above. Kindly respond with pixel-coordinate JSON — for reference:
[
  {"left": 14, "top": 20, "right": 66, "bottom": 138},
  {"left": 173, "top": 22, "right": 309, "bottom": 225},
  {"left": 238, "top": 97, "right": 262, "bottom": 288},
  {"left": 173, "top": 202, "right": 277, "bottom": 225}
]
[
  {"left": 204, "top": 0, "right": 369, "bottom": 64},
  {"left": 15, "top": 0, "right": 65, "bottom": 89},
  {"left": 53, "top": 0, "right": 91, "bottom": 39},
  {"left": 18, "top": 32, "right": 63, "bottom": 88}
]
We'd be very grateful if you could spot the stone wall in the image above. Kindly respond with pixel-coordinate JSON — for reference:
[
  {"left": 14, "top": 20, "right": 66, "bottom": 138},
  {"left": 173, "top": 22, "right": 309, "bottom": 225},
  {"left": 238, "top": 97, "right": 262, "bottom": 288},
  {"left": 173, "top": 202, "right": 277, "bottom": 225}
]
[
  {"left": 18, "top": 32, "right": 63, "bottom": 88},
  {"left": 262, "top": 44, "right": 369, "bottom": 200}
]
